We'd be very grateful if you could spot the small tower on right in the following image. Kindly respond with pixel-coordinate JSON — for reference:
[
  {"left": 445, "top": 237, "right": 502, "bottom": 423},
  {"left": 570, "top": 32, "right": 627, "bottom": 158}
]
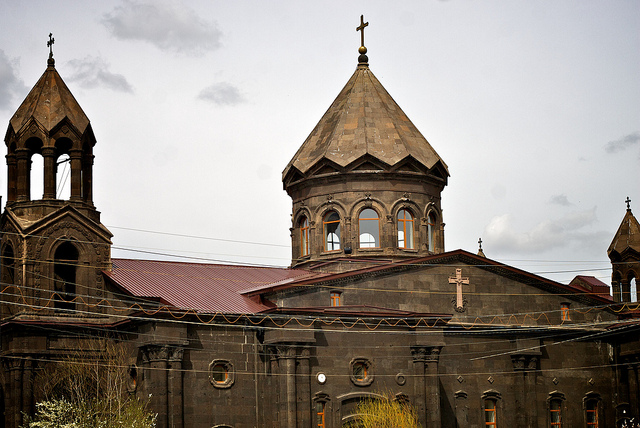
[{"left": 608, "top": 197, "right": 640, "bottom": 302}]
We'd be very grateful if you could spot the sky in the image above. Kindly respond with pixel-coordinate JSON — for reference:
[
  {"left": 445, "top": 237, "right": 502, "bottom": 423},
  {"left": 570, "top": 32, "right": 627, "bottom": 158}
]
[{"left": 0, "top": 0, "right": 638, "bottom": 285}]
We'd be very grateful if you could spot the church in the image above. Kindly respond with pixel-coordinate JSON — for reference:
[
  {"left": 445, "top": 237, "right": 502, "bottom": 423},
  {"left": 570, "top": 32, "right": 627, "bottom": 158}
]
[{"left": 1, "top": 20, "right": 640, "bottom": 428}]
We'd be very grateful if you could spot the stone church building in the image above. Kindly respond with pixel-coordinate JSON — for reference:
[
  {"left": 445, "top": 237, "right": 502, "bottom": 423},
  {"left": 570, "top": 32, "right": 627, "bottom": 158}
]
[{"left": 1, "top": 24, "right": 640, "bottom": 428}]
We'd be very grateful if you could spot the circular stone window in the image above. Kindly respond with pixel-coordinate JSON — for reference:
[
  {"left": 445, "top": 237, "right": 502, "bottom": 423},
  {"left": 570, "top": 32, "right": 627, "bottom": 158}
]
[
  {"left": 209, "top": 360, "right": 234, "bottom": 389},
  {"left": 317, "top": 372, "right": 327, "bottom": 385},
  {"left": 350, "top": 358, "right": 373, "bottom": 386}
]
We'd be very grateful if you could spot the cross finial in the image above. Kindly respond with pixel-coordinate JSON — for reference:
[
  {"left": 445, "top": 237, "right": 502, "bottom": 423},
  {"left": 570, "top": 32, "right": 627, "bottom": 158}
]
[
  {"left": 356, "top": 15, "right": 369, "bottom": 48},
  {"left": 47, "top": 33, "right": 55, "bottom": 59},
  {"left": 356, "top": 15, "right": 369, "bottom": 64},
  {"left": 478, "top": 238, "right": 483, "bottom": 250},
  {"left": 626, "top": 196, "right": 632, "bottom": 211}
]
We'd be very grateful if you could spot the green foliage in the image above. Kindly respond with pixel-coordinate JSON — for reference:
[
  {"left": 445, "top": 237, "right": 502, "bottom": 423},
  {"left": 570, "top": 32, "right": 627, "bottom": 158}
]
[
  {"left": 22, "top": 341, "right": 156, "bottom": 428},
  {"left": 345, "top": 392, "right": 421, "bottom": 428}
]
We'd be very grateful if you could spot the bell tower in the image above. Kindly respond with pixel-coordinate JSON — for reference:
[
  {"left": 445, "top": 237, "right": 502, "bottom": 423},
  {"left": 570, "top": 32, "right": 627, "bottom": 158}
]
[
  {"left": 608, "top": 197, "right": 640, "bottom": 303},
  {"left": 1, "top": 35, "right": 112, "bottom": 318}
]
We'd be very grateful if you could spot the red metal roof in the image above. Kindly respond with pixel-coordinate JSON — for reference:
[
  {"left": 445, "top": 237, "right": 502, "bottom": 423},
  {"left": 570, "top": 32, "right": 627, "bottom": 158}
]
[{"left": 104, "top": 259, "right": 312, "bottom": 314}]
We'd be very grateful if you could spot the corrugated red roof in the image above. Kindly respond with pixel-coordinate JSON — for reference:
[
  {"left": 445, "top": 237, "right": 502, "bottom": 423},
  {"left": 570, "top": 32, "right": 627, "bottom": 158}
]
[{"left": 104, "top": 259, "right": 312, "bottom": 314}]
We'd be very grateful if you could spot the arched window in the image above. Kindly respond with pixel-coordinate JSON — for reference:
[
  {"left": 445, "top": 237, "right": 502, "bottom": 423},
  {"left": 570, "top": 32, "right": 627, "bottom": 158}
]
[
  {"left": 548, "top": 392, "right": 565, "bottom": 427},
  {"left": 323, "top": 211, "right": 341, "bottom": 251},
  {"left": 316, "top": 401, "right": 326, "bottom": 428},
  {"left": 584, "top": 393, "right": 601, "bottom": 428},
  {"left": 427, "top": 212, "right": 437, "bottom": 252},
  {"left": 54, "top": 242, "right": 79, "bottom": 311},
  {"left": 585, "top": 399, "right": 598, "bottom": 427},
  {"left": 630, "top": 275, "right": 637, "bottom": 303},
  {"left": 397, "top": 209, "right": 414, "bottom": 249},
  {"left": 300, "top": 217, "right": 310, "bottom": 257},
  {"left": 359, "top": 208, "right": 379, "bottom": 248},
  {"left": 482, "top": 391, "right": 501, "bottom": 428},
  {"left": 484, "top": 399, "right": 497, "bottom": 427}
]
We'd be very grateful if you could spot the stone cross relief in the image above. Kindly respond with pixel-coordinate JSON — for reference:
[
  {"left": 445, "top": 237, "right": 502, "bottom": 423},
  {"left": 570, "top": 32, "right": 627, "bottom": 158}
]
[{"left": 449, "top": 268, "right": 469, "bottom": 312}]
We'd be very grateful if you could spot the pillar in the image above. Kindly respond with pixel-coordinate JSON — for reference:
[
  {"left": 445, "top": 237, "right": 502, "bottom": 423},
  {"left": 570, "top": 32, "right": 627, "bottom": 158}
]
[
  {"left": 411, "top": 347, "right": 427, "bottom": 428},
  {"left": 6, "top": 153, "right": 17, "bottom": 202},
  {"left": 15, "top": 149, "right": 30, "bottom": 201},
  {"left": 42, "top": 147, "right": 56, "bottom": 199},
  {"left": 82, "top": 152, "right": 94, "bottom": 203},
  {"left": 426, "top": 347, "right": 442, "bottom": 428},
  {"left": 141, "top": 345, "right": 169, "bottom": 428},
  {"left": 511, "top": 354, "right": 538, "bottom": 428},
  {"left": 167, "top": 347, "right": 185, "bottom": 428},
  {"left": 297, "top": 347, "right": 311, "bottom": 428},
  {"left": 69, "top": 149, "right": 82, "bottom": 201},
  {"left": 628, "top": 360, "right": 638, "bottom": 419}
]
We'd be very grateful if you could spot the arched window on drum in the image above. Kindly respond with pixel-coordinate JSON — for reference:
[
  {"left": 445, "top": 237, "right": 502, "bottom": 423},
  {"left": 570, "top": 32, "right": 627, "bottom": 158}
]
[
  {"left": 397, "top": 209, "right": 414, "bottom": 249},
  {"left": 323, "top": 211, "right": 341, "bottom": 252},
  {"left": 427, "top": 212, "right": 437, "bottom": 252},
  {"left": 299, "top": 216, "right": 310, "bottom": 257},
  {"left": 359, "top": 208, "right": 380, "bottom": 248}
]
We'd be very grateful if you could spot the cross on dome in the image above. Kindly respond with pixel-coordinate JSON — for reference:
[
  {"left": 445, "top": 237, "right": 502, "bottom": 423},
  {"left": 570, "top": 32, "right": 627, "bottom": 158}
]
[
  {"left": 356, "top": 15, "right": 368, "bottom": 48},
  {"left": 47, "top": 33, "right": 55, "bottom": 58}
]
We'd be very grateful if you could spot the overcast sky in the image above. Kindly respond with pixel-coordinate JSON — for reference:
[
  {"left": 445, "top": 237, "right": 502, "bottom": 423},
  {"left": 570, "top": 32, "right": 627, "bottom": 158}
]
[{"left": 0, "top": 1, "right": 638, "bottom": 284}]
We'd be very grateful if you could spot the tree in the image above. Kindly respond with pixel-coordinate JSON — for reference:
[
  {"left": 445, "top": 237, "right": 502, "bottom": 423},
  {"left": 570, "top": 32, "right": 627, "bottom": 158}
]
[
  {"left": 345, "top": 392, "right": 421, "bottom": 428},
  {"left": 22, "top": 340, "right": 156, "bottom": 428}
]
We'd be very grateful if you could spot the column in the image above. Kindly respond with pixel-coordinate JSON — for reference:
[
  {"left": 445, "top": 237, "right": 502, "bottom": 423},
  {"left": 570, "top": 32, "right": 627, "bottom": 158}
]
[
  {"left": 15, "top": 149, "right": 30, "bottom": 201},
  {"left": 511, "top": 355, "right": 527, "bottom": 428},
  {"left": 525, "top": 356, "right": 538, "bottom": 426},
  {"left": 411, "top": 347, "right": 427, "bottom": 428},
  {"left": 42, "top": 147, "right": 56, "bottom": 199},
  {"left": 141, "top": 345, "right": 169, "bottom": 428},
  {"left": 168, "top": 347, "right": 185, "bottom": 428},
  {"left": 21, "top": 357, "right": 35, "bottom": 420},
  {"left": 425, "top": 347, "right": 442, "bottom": 428},
  {"left": 297, "top": 347, "right": 311, "bottom": 428},
  {"left": 3, "top": 357, "right": 24, "bottom": 428},
  {"left": 6, "top": 153, "right": 17, "bottom": 202},
  {"left": 69, "top": 149, "right": 82, "bottom": 201},
  {"left": 276, "top": 346, "right": 297, "bottom": 428},
  {"left": 628, "top": 360, "right": 638, "bottom": 419},
  {"left": 82, "top": 152, "right": 94, "bottom": 203}
]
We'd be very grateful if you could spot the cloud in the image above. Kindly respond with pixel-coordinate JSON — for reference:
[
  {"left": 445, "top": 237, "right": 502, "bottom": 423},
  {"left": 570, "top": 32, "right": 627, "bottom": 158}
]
[
  {"left": 483, "top": 207, "right": 603, "bottom": 254},
  {"left": 605, "top": 132, "right": 640, "bottom": 154},
  {"left": 198, "top": 82, "right": 246, "bottom": 106},
  {"left": 65, "top": 56, "right": 133, "bottom": 93},
  {"left": 0, "top": 50, "right": 28, "bottom": 110},
  {"left": 102, "top": 0, "right": 222, "bottom": 56},
  {"left": 549, "top": 194, "right": 572, "bottom": 206}
]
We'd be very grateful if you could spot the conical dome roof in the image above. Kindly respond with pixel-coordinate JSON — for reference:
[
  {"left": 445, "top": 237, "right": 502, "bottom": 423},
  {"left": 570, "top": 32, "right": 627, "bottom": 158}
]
[
  {"left": 283, "top": 63, "right": 448, "bottom": 181},
  {"left": 608, "top": 206, "right": 640, "bottom": 259},
  {"left": 7, "top": 57, "right": 91, "bottom": 140}
]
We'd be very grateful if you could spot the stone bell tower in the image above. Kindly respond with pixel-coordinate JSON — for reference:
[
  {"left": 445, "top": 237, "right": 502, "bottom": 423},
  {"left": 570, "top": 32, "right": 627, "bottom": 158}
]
[
  {"left": 608, "top": 197, "right": 640, "bottom": 303},
  {"left": 283, "top": 17, "right": 449, "bottom": 270},
  {"left": 1, "top": 35, "right": 112, "bottom": 319}
]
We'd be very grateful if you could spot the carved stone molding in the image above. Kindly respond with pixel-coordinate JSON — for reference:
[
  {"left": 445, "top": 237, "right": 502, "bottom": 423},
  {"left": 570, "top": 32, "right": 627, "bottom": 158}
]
[{"left": 140, "top": 344, "right": 184, "bottom": 364}]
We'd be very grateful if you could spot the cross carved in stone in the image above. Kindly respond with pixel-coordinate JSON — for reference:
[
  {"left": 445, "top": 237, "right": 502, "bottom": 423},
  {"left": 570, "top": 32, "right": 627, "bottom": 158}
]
[
  {"left": 449, "top": 268, "right": 469, "bottom": 310},
  {"left": 356, "top": 15, "right": 368, "bottom": 47}
]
